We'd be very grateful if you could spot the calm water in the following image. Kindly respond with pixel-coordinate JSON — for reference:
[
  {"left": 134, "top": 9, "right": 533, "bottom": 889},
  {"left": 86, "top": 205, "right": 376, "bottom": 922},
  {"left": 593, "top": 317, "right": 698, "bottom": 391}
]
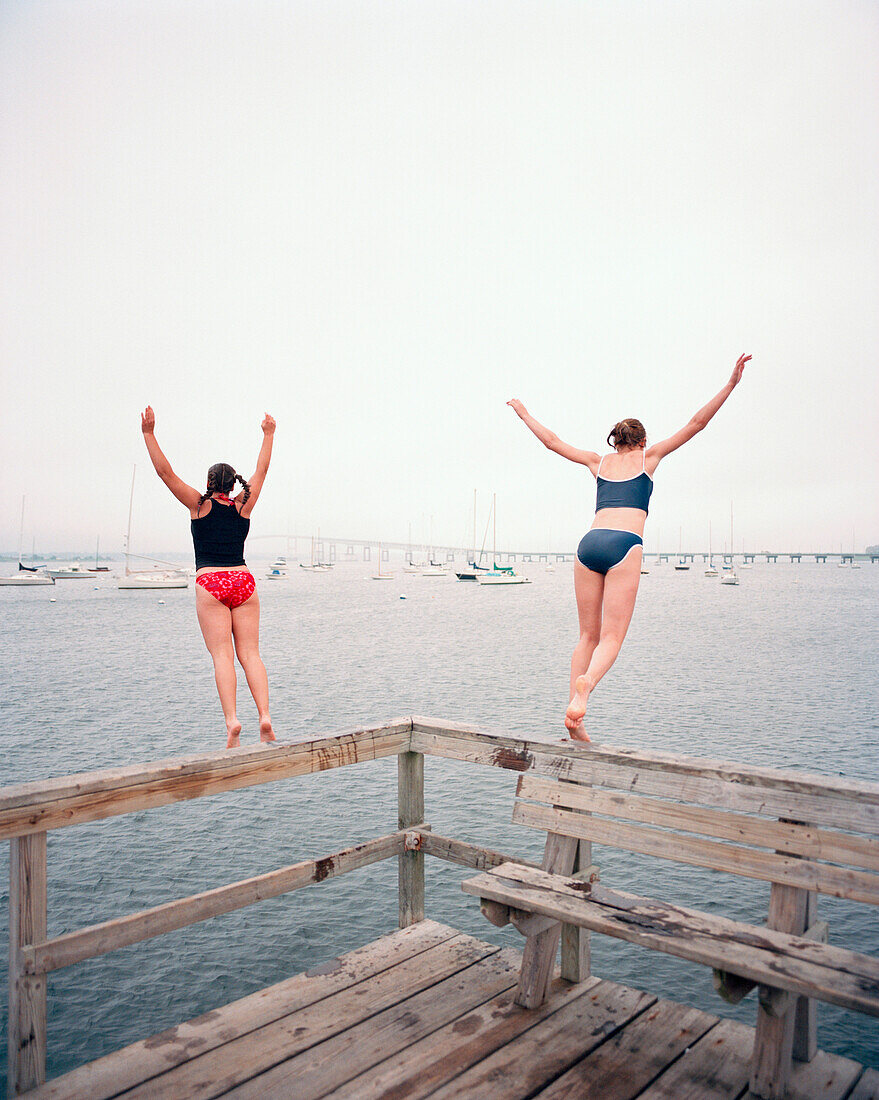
[{"left": 1, "top": 558, "right": 878, "bottom": 1083}]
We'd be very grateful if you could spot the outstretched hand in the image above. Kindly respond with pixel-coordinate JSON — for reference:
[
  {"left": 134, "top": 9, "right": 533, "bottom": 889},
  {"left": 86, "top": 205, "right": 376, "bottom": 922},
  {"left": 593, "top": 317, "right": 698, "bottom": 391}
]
[
  {"left": 261, "top": 413, "right": 276, "bottom": 435},
  {"left": 730, "top": 354, "right": 751, "bottom": 387},
  {"left": 141, "top": 406, "right": 155, "bottom": 434},
  {"left": 507, "top": 398, "right": 527, "bottom": 418}
]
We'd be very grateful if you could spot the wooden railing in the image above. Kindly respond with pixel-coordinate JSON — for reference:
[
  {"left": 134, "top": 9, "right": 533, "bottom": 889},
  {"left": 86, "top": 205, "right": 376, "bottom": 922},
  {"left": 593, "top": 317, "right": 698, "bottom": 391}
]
[{"left": 4, "top": 716, "right": 879, "bottom": 1097}]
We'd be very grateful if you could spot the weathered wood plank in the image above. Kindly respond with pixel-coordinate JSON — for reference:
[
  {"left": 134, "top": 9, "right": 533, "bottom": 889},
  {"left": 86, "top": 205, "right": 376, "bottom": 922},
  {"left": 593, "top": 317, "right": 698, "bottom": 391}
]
[
  {"left": 518, "top": 773, "right": 879, "bottom": 871},
  {"left": 0, "top": 720, "right": 413, "bottom": 812},
  {"left": 472, "top": 863, "right": 879, "bottom": 984},
  {"left": 323, "top": 976, "right": 603, "bottom": 1100},
  {"left": 118, "top": 933, "right": 500, "bottom": 1099},
  {"left": 410, "top": 722, "right": 879, "bottom": 833},
  {"left": 8, "top": 833, "right": 47, "bottom": 1097},
  {"left": 462, "top": 865, "right": 879, "bottom": 1015},
  {"left": 418, "top": 830, "right": 540, "bottom": 872},
  {"left": 793, "top": 892, "right": 820, "bottom": 1063},
  {"left": 560, "top": 832, "right": 592, "bottom": 983},
  {"left": 847, "top": 1068, "right": 879, "bottom": 1100},
  {"left": 531, "top": 999, "right": 718, "bottom": 1099},
  {"left": 638, "top": 1016, "right": 754, "bottom": 1099},
  {"left": 427, "top": 980, "right": 657, "bottom": 1099},
  {"left": 747, "top": 1049, "right": 867, "bottom": 1100},
  {"left": 398, "top": 752, "right": 425, "bottom": 927},
  {"left": 515, "top": 831, "right": 579, "bottom": 1009},
  {"left": 0, "top": 724, "right": 411, "bottom": 839},
  {"left": 224, "top": 947, "right": 523, "bottom": 1098},
  {"left": 24, "top": 920, "right": 459, "bottom": 1100},
  {"left": 24, "top": 832, "right": 404, "bottom": 976},
  {"left": 751, "top": 883, "right": 811, "bottom": 1099},
  {"left": 512, "top": 802, "right": 879, "bottom": 904}
]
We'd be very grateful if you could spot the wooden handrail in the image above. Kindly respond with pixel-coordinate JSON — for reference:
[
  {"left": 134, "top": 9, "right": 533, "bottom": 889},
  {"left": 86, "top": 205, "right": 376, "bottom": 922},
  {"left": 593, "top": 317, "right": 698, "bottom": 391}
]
[
  {"left": 0, "top": 721, "right": 412, "bottom": 840},
  {"left": 5, "top": 715, "right": 879, "bottom": 1097},
  {"left": 21, "top": 830, "right": 409, "bottom": 976}
]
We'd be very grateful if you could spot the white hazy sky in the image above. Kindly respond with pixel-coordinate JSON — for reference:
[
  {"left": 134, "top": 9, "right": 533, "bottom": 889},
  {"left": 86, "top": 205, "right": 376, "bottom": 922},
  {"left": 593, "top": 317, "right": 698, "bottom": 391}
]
[{"left": 2, "top": 0, "right": 877, "bottom": 557}]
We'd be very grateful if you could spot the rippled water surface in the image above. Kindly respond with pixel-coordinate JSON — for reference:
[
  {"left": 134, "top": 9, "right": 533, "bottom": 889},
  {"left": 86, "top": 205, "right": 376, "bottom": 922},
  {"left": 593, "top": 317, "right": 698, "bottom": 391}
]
[{"left": 2, "top": 558, "right": 878, "bottom": 1082}]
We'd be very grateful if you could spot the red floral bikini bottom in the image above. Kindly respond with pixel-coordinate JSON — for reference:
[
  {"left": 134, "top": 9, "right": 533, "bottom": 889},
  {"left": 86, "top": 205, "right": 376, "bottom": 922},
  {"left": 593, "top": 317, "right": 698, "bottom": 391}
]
[{"left": 195, "top": 570, "right": 255, "bottom": 610}]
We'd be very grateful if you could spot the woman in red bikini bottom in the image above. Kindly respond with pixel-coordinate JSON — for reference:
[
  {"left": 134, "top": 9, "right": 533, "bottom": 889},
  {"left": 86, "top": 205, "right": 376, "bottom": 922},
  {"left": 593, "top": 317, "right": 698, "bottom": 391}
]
[{"left": 141, "top": 406, "right": 277, "bottom": 747}]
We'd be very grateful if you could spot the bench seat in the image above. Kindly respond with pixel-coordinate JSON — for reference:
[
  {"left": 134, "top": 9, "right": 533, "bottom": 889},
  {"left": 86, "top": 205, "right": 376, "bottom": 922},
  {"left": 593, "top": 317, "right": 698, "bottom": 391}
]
[{"left": 462, "top": 860, "right": 879, "bottom": 1018}]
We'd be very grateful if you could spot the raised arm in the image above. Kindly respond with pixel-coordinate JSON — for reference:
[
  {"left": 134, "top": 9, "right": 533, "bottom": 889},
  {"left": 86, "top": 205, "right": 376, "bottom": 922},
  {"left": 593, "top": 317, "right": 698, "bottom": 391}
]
[
  {"left": 646, "top": 354, "right": 751, "bottom": 467},
  {"left": 237, "top": 413, "right": 276, "bottom": 518},
  {"left": 507, "top": 399, "right": 599, "bottom": 472},
  {"left": 140, "top": 406, "right": 201, "bottom": 510}
]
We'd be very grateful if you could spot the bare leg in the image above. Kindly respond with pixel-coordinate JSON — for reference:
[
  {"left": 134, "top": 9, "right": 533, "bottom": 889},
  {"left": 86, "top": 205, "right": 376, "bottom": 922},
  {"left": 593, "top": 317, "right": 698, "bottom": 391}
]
[
  {"left": 196, "top": 585, "right": 241, "bottom": 747},
  {"left": 570, "top": 548, "right": 643, "bottom": 731},
  {"left": 231, "top": 589, "right": 275, "bottom": 742},
  {"left": 565, "top": 561, "right": 603, "bottom": 740}
]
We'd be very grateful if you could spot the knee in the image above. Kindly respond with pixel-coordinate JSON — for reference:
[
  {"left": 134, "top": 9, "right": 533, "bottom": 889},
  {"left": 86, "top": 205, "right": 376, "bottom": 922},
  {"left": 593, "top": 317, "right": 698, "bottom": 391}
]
[
  {"left": 578, "top": 629, "right": 600, "bottom": 649},
  {"left": 599, "top": 626, "right": 625, "bottom": 650},
  {"left": 209, "top": 643, "right": 235, "bottom": 665},
  {"left": 235, "top": 644, "right": 262, "bottom": 667}
]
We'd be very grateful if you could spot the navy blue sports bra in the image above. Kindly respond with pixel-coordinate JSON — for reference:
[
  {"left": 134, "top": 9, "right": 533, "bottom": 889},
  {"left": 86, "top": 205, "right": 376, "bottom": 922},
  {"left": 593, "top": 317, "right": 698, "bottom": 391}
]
[{"left": 595, "top": 451, "right": 653, "bottom": 515}]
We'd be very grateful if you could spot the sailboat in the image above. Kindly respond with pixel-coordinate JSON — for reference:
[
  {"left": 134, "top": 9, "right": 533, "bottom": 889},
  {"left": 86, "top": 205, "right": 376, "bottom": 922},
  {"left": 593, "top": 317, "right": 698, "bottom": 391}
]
[
  {"left": 674, "top": 527, "right": 690, "bottom": 570},
  {"left": 456, "top": 491, "right": 488, "bottom": 580},
  {"left": 117, "top": 466, "right": 188, "bottom": 589},
  {"left": 704, "top": 522, "right": 718, "bottom": 577},
  {"left": 850, "top": 531, "right": 861, "bottom": 569},
  {"left": 300, "top": 535, "right": 331, "bottom": 572},
  {"left": 0, "top": 498, "right": 55, "bottom": 586},
  {"left": 476, "top": 495, "right": 530, "bottom": 585},
  {"left": 720, "top": 505, "right": 739, "bottom": 585},
  {"left": 88, "top": 536, "right": 110, "bottom": 572},
  {"left": 371, "top": 543, "right": 394, "bottom": 580}
]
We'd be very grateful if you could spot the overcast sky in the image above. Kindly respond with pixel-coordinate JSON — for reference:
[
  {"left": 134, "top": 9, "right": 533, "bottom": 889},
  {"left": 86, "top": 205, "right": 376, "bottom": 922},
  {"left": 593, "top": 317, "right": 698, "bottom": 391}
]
[{"left": 2, "top": 0, "right": 877, "bottom": 558}]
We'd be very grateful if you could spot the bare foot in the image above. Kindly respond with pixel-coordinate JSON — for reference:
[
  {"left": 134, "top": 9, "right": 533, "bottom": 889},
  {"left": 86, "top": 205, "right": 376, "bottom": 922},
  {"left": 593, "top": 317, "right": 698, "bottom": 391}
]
[
  {"left": 226, "top": 719, "right": 242, "bottom": 749},
  {"left": 565, "top": 675, "right": 592, "bottom": 738},
  {"left": 259, "top": 715, "right": 276, "bottom": 743},
  {"left": 567, "top": 720, "right": 591, "bottom": 743}
]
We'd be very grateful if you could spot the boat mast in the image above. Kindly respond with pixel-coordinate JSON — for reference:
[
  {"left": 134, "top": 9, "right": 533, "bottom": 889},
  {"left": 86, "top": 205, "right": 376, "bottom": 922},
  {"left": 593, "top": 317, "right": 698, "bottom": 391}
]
[
  {"left": 125, "top": 466, "right": 136, "bottom": 576},
  {"left": 17, "top": 496, "right": 25, "bottom": 564},
  {"left": 493, "top": 493, "right": 497, "bottom": 568},
  {"left": 472, "top": 489, "right": 477, "bottom": 564}
]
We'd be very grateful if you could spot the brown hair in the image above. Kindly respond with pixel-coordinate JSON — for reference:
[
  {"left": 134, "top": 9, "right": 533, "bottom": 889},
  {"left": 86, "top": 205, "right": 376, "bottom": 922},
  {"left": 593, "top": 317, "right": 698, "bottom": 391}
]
[
  {"left": 197, "top": 462, "right": 251, "bottom": 510},
  {"left": 607, "top": 418, "right": 646, "bottom": 450}
]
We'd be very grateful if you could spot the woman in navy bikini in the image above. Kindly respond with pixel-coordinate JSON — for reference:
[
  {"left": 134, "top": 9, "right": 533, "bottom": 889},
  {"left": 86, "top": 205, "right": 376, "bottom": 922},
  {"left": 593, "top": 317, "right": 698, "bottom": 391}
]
[
  {"left": 141, "top": 406, "right": 277, "bottom": 748},
  {"left": 508, "top": 353, "right": 749, "bottom": 741}
]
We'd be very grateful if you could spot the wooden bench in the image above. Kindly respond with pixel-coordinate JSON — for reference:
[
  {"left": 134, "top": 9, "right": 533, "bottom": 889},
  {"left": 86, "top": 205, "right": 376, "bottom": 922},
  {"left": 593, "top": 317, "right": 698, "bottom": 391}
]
[{"left": 462, "top": 765, "right": 879, "bottom": 1100}]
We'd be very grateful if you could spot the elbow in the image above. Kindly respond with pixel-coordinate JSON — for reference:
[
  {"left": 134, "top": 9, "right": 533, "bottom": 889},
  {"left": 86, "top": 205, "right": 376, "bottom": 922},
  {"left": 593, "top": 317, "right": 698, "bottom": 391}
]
[
  {"left": 690, "top": 417, "right": 707, "bottom": 433},
  {"left": 542, "top": 433, "right": 558, "bottom": 450}
]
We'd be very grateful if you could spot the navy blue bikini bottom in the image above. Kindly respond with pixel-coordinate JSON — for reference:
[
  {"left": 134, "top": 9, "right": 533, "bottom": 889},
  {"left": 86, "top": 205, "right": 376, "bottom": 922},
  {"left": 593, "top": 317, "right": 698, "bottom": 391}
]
[{"left": 577, "top": 529, "right": 643, "bottom": 574}]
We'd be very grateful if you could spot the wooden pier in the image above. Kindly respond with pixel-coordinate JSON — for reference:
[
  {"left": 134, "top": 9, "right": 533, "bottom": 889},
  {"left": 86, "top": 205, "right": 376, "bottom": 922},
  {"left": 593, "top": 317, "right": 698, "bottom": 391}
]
[{"left": 4, "top": 718, "right": 878, "bottom": 1099}]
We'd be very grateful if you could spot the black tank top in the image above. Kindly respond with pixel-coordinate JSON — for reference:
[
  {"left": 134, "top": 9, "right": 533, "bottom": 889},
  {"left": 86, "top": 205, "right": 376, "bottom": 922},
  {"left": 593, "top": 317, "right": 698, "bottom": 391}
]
[{"left": 191, "top": 499, "right": 250, "bottom": 570}]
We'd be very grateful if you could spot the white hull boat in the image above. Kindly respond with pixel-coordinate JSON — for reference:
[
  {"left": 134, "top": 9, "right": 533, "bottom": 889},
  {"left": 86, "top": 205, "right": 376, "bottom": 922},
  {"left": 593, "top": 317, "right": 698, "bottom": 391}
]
[
  {"left": 476, "top": 571, "right": 530, "bottom": 585},
  {"left": 48, "top": 563, "right": 94, "bottom": 579},
  {"left": 118, "top": 571, "right": 188, "bottom": 589},
  {"left": 0, "top": 498, "right": 55, "bottom": 585},
  {"left": 0, "top": 571, "right": 55, "bottom": 587}
]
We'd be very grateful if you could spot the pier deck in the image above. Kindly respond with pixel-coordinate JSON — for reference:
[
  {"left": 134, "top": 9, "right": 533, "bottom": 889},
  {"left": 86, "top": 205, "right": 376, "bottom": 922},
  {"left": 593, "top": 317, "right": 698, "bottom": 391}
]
[{"left": 24, "top": 920, "right": 874, "bottom": 1100}]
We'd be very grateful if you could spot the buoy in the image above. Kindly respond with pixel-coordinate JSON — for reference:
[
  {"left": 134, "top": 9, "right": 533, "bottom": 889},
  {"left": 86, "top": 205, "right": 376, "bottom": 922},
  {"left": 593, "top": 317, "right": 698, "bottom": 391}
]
[{"left": 158, "top": 599, "right": 166, "bottom": 605}]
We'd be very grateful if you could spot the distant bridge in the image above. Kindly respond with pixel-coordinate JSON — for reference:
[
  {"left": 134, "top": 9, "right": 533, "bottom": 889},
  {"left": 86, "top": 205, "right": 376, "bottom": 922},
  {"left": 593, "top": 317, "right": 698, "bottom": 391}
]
[{"left": 251, "top": 534, "right": 878, "bottom": 566}]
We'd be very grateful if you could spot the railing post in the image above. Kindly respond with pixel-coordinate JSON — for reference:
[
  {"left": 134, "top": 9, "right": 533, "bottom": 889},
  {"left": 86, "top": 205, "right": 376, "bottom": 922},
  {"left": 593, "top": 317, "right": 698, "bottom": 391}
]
[
  {"left": 397, "top": 751, "right": 424, "bottom": 927},
  {"left": 560, "top": 837, "right": 591, "bottom": 982},
  {"left": 8, "top": 833, "right": 47, "bottom": 1097}
]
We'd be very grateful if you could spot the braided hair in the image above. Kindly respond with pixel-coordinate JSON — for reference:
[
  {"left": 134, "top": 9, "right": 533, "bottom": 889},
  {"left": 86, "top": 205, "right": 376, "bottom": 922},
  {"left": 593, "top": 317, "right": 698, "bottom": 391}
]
[{"left": 198, "top": 463, "right": 252, "bottom": 511}]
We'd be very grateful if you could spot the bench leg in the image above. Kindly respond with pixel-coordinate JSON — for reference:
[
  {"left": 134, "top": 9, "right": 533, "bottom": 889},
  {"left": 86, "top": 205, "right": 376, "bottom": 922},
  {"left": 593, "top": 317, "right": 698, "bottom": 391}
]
[
  {"left": 750, "top": 883, "right": 810, "bottom": 1099},
  {"left": 514, "top": 832, "right": 578, "bottom": 1009},
  {"left": 793, "top": 892, "right": 819, "bottom": 1063},
  {"left": 560, "top": 838, "right": 591, "bottom": 983}
]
